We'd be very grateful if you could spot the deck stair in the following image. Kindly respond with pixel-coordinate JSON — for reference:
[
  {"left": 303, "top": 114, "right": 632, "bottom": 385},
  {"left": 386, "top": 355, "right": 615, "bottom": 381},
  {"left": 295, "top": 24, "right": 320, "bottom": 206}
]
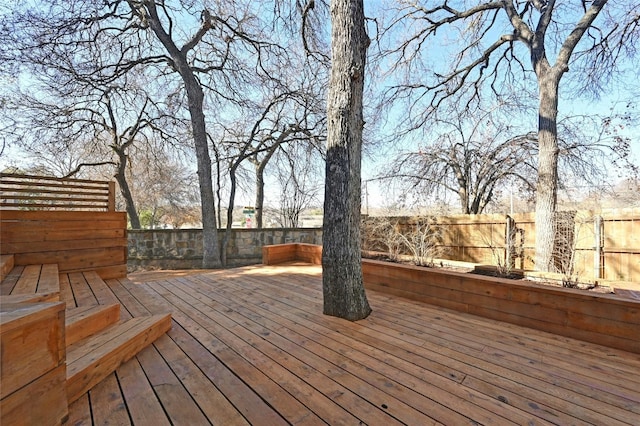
[
  {"left": 1, "top": 261, "right": 171, "bottom": 424},
  {"left": 65, "top": 304, "right": 121, "bottom": 346},
  {"left": 66, "top": 313, "right": 172, "bottom": 403}
]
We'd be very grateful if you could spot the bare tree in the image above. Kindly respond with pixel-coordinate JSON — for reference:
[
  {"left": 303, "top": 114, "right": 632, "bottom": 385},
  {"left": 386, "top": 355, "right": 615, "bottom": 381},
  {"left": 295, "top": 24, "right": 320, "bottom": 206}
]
[
  {"left": 214, "top": 87, "right": 323, "bottom": 263},
  {"left": 5, "top": 73, "right": 182, "bottom": 228},
  {"left": 322, "top": 0, "right": 372, "bottom": 320},
  {"left": 249, "top": 84, "right": 326, "bottom": 229},
  {"left": 275, "top": 142, "right": 322, "bottom": 228},
  {"left": 131, "top": 153, "right": 200, "bottom": 229},
  {"left": 385, "top": 108, "right": 538, "bottom": 214},
  {"left": 379, "top": 1, "right": 640, "bottom": 271},
  {"left": 2, "top": 1, "right": 285, "bottom": 267}
]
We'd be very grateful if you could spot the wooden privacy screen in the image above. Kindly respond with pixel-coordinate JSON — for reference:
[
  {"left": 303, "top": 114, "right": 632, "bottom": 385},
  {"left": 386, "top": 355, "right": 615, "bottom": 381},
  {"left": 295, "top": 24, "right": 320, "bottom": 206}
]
[
  {"left": 1, "top": 210, "right": 127, "bottom": 279},
  {"left": 0, "top": 173, "right": 115, "bottom": 211}
]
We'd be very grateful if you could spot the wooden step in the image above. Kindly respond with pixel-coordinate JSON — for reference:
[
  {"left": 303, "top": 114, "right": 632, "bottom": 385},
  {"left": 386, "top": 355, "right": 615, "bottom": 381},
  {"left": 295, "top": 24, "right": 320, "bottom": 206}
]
[
  {"left": 66, "top": 313, "right": 172, "bottom": 404},
  {"left": 0, "top": 301, "right": 68, "bottom": 425},
  {"left": 0, "top": 293, "right": 60, "bottom": 305},
  {"left": 0, "top": 255, "right": 14, "bottom": 281},
  {"left": 65, "top": 304, "right": 121, "bottom": 346}
]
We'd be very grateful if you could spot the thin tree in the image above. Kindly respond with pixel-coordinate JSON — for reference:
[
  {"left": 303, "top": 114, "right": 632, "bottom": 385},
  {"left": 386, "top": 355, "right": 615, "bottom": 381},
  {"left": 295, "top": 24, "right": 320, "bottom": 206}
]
[
  {"left": 275, "top": 142, "right": 323, "bottom": 228},
  {"left": 322, "top": 0, "right": 372, "bottom": 320},
  {"left": 380, "top": 1, "right": 640, "bottom": 271}
]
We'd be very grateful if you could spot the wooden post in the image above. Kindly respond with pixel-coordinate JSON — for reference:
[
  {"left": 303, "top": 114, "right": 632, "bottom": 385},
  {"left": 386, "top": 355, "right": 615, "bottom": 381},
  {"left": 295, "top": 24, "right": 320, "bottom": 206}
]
[
  {"left": 108, "top": 181, "right": 116, "bottom": 211},
  {"left": 594, "top": 215, "right": 603, "bottom": 280}
]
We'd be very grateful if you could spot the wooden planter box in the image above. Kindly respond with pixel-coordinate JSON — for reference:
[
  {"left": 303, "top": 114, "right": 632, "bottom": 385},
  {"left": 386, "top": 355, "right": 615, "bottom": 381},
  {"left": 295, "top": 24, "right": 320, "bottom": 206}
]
[
  {"left": 262, "top": 243, "right": 640, "bottom": 354},
  {"left": 362, "top": 259, "right": 639, "bottom": 354}
]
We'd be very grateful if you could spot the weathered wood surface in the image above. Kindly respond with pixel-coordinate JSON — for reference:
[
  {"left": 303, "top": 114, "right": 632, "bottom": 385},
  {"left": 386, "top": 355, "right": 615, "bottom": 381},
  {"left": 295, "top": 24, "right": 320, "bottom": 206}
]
[{"left": 60, "top": 264, "right": 640, "bottom": 425}]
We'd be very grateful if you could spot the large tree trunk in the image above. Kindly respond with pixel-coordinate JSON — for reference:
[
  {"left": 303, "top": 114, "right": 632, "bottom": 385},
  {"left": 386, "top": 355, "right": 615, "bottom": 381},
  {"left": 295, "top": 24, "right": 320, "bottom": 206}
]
[
  {"left": 322, "top": 0, "right": 371, "bottom": 321},
  {"left": 534, "top": 71, "right": 561, "bottom": 272},
  {"left": 183, "top": 64, "right": 222, "bottom": 268}
]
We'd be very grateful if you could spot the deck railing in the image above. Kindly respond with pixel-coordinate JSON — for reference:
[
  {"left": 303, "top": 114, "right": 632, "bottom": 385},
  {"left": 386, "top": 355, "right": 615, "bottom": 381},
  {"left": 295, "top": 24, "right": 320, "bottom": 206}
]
[{"left": 0, "top": 173, "right": 115, "bottom": 211}]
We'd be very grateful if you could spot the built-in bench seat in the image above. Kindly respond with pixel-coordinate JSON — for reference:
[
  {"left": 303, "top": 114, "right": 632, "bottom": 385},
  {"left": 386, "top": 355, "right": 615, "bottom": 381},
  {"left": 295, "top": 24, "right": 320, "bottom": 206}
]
[{"left": 0, "top": 262, "right": 60, "bottom": 300}]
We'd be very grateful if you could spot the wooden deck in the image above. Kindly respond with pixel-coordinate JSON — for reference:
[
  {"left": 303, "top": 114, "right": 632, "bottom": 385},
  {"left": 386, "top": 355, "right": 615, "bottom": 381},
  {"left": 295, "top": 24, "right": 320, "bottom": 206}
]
[{"left": 66, "top": 263, "right": 640, "bottom": 425}]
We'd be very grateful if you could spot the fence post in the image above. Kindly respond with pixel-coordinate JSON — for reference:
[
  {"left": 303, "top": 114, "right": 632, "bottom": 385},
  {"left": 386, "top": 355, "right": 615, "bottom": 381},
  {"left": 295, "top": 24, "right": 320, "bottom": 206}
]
[
  {"left": 594, "top": 215, "right": 603, "bottom": 280},
  {"left": 108, "top": 181, "right": 116, "bottom": 211}
]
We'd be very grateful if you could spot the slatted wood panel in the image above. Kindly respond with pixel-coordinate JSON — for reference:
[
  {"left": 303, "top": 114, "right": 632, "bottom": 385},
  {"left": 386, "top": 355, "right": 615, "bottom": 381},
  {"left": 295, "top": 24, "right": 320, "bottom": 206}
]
[
  {"left": 1, "top": 210, "right": 127, "bottom": 279},
  {"left": 60, "top": 264, "right": 640, "bottom": 425},
  {"left": 602, "top": 211, "right": 640, "bottom": 282},
  {"left": 0, "top": 173, "right": 115, "bottom": 211}
]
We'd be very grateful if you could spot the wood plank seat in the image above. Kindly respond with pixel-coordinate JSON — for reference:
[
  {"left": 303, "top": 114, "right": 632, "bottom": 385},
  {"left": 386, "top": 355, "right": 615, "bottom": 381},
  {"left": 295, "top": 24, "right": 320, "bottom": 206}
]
[
  {"left": 66, "top": 313, "right": 172, "bottom": 404},
  {"left": 0, "top": 263, "right": 60, "bottom": 299}
]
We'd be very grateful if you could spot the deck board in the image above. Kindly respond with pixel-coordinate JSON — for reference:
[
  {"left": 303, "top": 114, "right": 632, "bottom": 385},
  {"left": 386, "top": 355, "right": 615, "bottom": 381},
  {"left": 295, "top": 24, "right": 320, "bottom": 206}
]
[{"left": 65, "top": 264, "right": 640, "bottom": 425}]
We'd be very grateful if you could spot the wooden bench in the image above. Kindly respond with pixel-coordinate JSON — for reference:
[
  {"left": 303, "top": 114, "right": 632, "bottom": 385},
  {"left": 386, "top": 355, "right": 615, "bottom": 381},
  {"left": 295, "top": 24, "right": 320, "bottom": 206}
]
[{"left": 262, "top": 243, "right": 322, "bottom": 265}]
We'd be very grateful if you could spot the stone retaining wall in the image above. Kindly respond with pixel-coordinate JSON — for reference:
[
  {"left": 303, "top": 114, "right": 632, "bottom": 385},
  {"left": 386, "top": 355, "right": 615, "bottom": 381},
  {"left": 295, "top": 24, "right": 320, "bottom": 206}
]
[{"left": 128, "top": 228, "right": 322, "bottom": 270}]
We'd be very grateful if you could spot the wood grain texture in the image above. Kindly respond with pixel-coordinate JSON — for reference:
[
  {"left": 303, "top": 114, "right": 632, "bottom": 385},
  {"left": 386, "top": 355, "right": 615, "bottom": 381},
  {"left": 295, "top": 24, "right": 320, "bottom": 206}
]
[
  {"left": 59, "top": 265, "right": 640, "bottom": 425},
  {"left": 1, "top": 210, "right": 127, "bottom": 278}
]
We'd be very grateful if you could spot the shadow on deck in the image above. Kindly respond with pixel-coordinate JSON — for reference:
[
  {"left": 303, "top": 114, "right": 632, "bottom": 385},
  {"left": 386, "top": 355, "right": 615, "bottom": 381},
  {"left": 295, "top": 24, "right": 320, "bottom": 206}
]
[{"left": 68, "top": 263, "right": 639, "bottom": 425}]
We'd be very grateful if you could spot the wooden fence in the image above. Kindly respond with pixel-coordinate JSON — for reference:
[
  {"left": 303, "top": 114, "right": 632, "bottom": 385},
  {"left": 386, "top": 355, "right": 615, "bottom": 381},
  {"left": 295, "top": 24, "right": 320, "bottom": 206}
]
[
  {"left": 0, "top": 174, "right": 126, "bottom": 279},
  {"left": 363, "top": 209, "right": 640, "bottom": 283}
]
